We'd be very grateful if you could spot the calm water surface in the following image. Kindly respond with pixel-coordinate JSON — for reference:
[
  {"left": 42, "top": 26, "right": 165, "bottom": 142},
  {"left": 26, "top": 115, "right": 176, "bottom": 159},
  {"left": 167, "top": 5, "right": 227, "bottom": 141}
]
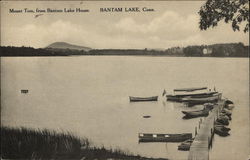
[{"left": 1, "top": 56, "right": 249, "bottom": 160}]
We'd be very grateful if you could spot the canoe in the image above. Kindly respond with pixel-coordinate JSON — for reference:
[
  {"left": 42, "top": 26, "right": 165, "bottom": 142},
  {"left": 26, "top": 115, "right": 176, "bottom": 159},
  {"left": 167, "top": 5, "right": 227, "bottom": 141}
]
[
  {"left": 129, "top": 96, "right": 158, "bottom": 102},
  {"left": 182, "top": 93, "right": 222, "bottom": 105},
  {"left": 166, "top": 92, "right": 217, "bottom": 102},
  {"left": 138, "top": 133, "right": 192, "bottom": 142},
  {"left": 174, "top": 87, "right": 207, "bottom": 92}
]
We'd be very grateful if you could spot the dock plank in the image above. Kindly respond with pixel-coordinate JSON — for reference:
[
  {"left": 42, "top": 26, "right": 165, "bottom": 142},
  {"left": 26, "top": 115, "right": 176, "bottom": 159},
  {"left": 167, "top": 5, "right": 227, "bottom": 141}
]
[{"left": 188, "top": 100, "right": 225, "bottom": 160}]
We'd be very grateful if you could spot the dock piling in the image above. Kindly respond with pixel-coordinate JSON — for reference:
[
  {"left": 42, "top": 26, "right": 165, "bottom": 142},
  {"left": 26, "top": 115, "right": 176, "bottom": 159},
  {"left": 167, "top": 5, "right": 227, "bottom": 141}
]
[{"left": 195, "top": 127, "right": 197, "bottom": 136}]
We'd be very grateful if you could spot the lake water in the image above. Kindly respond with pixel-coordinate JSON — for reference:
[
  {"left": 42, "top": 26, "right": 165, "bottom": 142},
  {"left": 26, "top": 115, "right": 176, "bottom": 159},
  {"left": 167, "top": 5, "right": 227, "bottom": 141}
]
[{"left": 1, "top": 56, "right": 249, "bottom": 160}]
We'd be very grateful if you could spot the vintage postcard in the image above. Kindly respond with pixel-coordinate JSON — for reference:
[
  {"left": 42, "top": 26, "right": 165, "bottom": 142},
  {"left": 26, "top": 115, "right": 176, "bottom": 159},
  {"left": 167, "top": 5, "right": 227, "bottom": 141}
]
[{"left": 1, "top": 0, "right": 249, "bottom": 160}]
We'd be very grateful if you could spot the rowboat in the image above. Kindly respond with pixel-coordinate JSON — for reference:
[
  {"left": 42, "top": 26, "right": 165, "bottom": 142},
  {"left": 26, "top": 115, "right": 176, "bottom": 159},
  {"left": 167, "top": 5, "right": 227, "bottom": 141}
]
[
  {"left": 182, "top": 108, "right": 210, "bottom": 119},
  {"left": 178, "top": 93, "right": 219, "bottom": 103},
  {"left": 138, "top": 133, "right": 192, "bottom": 142},
  {"left": 178, "top": 138, "right": 194, "bottom": 151},
  {"left": 216, "top": 117, "right": 229, "bottom": 125},
  {"left": 225, "top": 104, "right": 234, "bottom": 110},
  {"left": 225, "top": 99, "right": 234, "bottom": 105},
  {"left": 174, "top": 87, "right": 207, "bottom": 92},
  {"left": 214, "top": 125, "right": 231, "bottom": 132},
  {"left": 181, "top": 93, "right": 222, "bottom": 105},
  {"left": 218, "top": 114, "right": 230, "bottom": 121},
  {"left": 221, "top": 108, "right": 232, "bottom": 116},
  {"left": 214, "top": 126, "right": 230, "bottom": 137},
  {"left": 219, "top": 113, "right": 231, "bottom": 120},
  {"left": 166, "top": 92, "right": 217, "bottom": 102},
  {"left": 129, "top": 96, "right": 158, "bottom": 102}
]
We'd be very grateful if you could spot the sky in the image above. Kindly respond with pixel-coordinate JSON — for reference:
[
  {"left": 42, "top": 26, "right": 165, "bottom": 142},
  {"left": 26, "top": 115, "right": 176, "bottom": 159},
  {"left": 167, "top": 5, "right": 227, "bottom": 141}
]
[{"left": 1, "top": 1, "right": 249, "bottom": 49}]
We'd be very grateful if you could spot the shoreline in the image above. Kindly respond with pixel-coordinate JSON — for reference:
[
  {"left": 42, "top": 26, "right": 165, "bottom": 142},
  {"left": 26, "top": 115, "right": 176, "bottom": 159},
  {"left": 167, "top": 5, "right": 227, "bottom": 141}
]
[{"left": 1, "top": 126, "right": 168, "bottom": 160}]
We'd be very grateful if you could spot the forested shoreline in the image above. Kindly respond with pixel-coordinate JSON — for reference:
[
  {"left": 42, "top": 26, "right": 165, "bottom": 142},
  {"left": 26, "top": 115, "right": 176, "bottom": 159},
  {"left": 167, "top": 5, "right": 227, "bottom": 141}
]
[{"left": 1, "top": 43, "right": 248, "bottom": 57}]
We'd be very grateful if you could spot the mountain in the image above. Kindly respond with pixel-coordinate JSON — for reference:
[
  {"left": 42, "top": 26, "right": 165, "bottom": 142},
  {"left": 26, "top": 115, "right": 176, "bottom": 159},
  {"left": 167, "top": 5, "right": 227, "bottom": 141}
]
[{"left": 46, "top": 42, "right": 91, "bottom": 51}]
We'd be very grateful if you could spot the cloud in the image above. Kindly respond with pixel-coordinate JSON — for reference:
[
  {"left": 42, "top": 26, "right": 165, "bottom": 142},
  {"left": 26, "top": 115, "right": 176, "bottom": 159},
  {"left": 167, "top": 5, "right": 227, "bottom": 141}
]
[
  {"left": 2, "top": 20, "right": 93, "bottom": 48},
  {"left": 1, "top": 10, "right": 248, "bottom": 49},
  {"left": 115, "top": 11, "right": 199, "bottom": 40}
]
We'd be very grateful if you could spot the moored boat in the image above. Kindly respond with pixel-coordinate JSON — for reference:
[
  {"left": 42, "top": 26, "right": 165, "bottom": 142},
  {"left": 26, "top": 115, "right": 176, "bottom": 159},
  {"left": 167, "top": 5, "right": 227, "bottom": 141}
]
[
  {"left": 225, "top": 104, "right": 234, "bottom": 110},
  {"left": 214, "top": 126, "right": 230, "bottom": 137},
  {"left": 182, "top": 108, "right": 210, "bottom": 119},
  {"left": 214, "top": 125, "right": 231, "bottom": 132},
  {"left": 174, "top": 87, "right": 207, "bottom": 92},
  {"left": 166, "top": 92, "right": 218, "bottom": 102},
  {"left": 219, "top": 113, "right": 231, "bottom": 120},
  {"left": 182, "top": 93, "right": 222, "bottom": 106},
  {"left": 216, "top": 117, "right": 229, "bottom": 125},
  {"left": 177, "top": 138, "right": 194, "bottom": 151},
  {"left": 221, "top": 108, "right": 232, "bottom": 116},
  {"left": 225, "top": 99, "right": 234, "bottom": 105},
  {"left": 138, "top": 133, "right": 192, "bottom": 142},
  {"left": 129, "top": 96, "right": 158, "bottom": 102}
]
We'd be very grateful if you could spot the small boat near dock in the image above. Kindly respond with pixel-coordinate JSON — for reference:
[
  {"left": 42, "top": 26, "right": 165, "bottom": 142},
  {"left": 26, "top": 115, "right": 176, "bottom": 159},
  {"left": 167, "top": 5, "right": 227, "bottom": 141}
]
[
  {"left": 182, "top": 103, "right": 214, "bottom": 119},
  {"left": 182, "top": 109, "right": 209, "bottom": 119},
  {"left": 214, "top": 126, "right": 230, "bottom": 137},
  {"left": 138, "top": 133, "right": 192, "bottom": 142},
  {"left": 129, "top": 96, "right": 158, "bottom": 102},
  {"left": 178, "top": 138, "right": 194, "bottom": 151},
  {"left": 174, "top": 87, "right": 207, "bottom": 92},
  {"left": 182, "top": 93, "right": 222, "bottom": 106},
  {"left": 166, "top": 92, "right": 218, "bottom": 102}
]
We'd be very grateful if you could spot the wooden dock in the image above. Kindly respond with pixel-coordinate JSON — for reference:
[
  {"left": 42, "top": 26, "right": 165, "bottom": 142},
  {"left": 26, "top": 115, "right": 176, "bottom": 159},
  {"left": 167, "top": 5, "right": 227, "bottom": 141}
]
[{"left": 188, "top": 99, "right": 225, "bottom": 160}]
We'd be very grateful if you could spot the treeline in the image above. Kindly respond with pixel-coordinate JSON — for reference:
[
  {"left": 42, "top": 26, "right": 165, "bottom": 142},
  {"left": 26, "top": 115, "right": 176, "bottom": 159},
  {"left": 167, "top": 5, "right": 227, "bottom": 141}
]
[
  {"left": 183, "top": 43, "right": 249, "bottom": 57},
  {"left": 0, "top": 46, "right": 88, "bottom": 56},
  {"left": 88, "top": 49, "right": 167, "bottom": 56},
  {"left": 1, "top": 43, "right": 249, "bottom": 57}
]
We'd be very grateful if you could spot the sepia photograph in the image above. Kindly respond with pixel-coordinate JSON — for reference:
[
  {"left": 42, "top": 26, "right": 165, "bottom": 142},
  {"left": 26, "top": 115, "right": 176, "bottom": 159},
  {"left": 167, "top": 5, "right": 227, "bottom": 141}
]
[{"left": 0, "top": 0, "right": 249, "bottom": 160}]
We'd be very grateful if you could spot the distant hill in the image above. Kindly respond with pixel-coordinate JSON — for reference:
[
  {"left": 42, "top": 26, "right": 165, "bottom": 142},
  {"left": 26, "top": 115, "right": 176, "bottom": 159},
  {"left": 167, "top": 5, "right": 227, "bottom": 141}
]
[{"left": 46, "top": 42, "right": 91, "bottom": 51}]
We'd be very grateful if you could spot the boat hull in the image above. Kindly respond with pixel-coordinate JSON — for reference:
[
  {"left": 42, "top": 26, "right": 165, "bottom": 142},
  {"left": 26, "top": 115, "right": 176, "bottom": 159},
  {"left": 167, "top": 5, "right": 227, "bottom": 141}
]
[
  {"left": 166, "top": 92, "right": 218, "bottom": 102},
  {"left": 178, "top": 138, "right": 194, "bottom": 151},
  {"left": 214, "top": 127, "right": 230, "bottom": 137},
  {"left": 182, "top": 93, "right": 222, "bottom": 106},
  {"left": 182, "top": 109, "right": 209, "bottom": 119},
  {"left": 174, "top": 87, "right": 207, "bottom": 92},
  {"left": 129, "top": 96, "right": 158, "bottom": 102},
  {"left": 138, "top": 133, "right": 192, "bottom": 142}
]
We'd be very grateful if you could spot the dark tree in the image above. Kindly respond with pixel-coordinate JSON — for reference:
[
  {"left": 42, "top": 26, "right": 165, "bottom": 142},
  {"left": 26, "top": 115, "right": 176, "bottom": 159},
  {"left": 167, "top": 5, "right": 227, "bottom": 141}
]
[{"left": 199, "top": 0, "right": 249, "bottom": 32}]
